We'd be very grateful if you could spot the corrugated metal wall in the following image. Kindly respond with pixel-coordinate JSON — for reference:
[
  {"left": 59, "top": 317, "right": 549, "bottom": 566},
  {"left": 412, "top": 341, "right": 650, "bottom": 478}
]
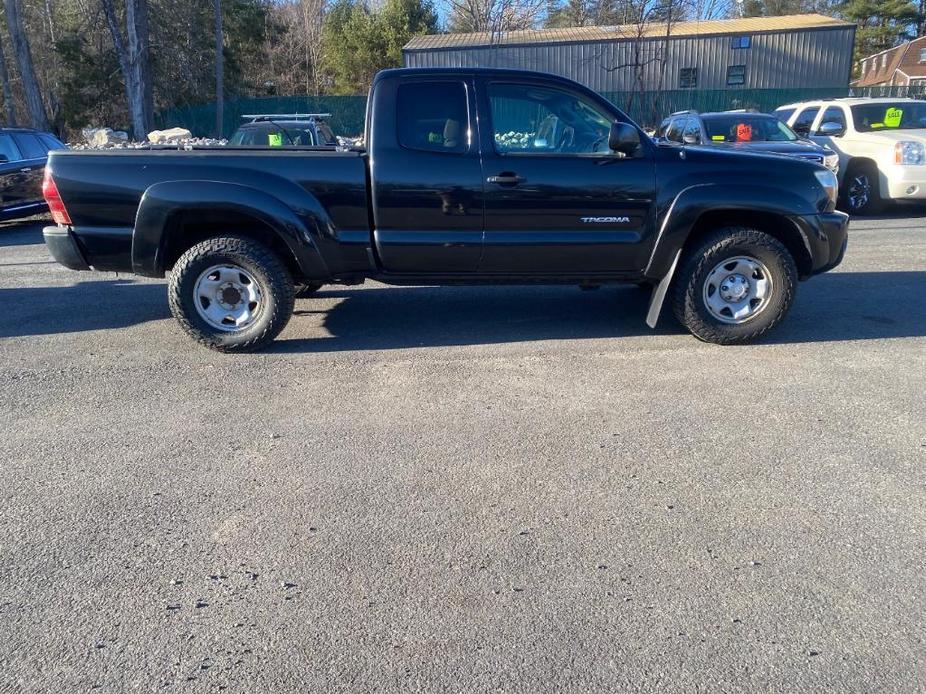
[{"left": 403, "top": 27, "right": 855, "bottom": 92}]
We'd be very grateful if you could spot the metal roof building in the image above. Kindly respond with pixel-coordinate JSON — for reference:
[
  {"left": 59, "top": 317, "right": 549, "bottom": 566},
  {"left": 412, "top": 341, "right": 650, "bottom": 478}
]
[{"left": 402, "top": 14, "right": 856, "bottom": 93}]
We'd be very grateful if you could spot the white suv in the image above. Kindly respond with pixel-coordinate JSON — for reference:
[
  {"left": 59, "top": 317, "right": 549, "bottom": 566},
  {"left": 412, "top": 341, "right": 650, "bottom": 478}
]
[{"left": 775, "top": 98, "right": 926, "bottom": 214}]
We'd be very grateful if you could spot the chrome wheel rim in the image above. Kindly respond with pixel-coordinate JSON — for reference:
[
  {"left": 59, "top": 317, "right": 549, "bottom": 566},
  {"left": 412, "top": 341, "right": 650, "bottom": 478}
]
[
  {"left": 702, "top": 256, "right": 773, "bottom": 324},
  {"left": 848, "top": 173, "right": 870, "bottom": 210},
  {"left": 193, "top": 264, "right": 263, "bottom": 332}
]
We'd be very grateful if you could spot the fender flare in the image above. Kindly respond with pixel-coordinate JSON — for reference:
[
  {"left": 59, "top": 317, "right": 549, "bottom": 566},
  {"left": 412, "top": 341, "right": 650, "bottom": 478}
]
[
  {"left": 644, "top": 183, "right": 816, "bottom": 281},
  {"left": 643, "top": 182, "right": 817, "bottom": 327},
  {"left": 132, "top": 180, "right": 330, "bottom": 278}
]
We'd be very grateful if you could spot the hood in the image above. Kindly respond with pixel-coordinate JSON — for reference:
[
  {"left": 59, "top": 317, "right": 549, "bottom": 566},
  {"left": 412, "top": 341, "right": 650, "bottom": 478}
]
[
  {"left": 708, "top": 140, "right": 827, "bottom": 155},
  {"left": 671, "top": 142, "right": 824, "bottom": 170},
  {"left": 849, "top": 128, "right": 926, "bottom": 144}
]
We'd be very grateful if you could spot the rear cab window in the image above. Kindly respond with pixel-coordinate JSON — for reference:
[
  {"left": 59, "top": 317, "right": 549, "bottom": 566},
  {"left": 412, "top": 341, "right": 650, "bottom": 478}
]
[{"left": 396, "top": 81, "right": 469, "bottom": 154}]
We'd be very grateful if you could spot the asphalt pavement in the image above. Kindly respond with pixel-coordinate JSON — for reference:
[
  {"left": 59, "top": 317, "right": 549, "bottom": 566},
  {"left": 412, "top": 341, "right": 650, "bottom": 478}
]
[{"left": 0, "top": 214, "right": 924, "bottom": 693}]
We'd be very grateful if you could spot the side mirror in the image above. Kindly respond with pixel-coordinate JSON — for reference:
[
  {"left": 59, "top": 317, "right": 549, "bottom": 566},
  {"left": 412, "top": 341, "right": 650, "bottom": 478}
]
[
  {"left": 682, "top": 133, "right": 700, "bottom": 145},
  {"left": 817, "top": 121, "right": 845, "bottom": 137},
  {"left": 609, "top": 122, "right": 641, "bottom": 155}
]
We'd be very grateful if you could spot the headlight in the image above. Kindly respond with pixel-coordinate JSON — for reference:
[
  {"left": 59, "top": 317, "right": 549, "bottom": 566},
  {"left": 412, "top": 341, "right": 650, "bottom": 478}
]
[
  {"left": 823, "top": 152, "right": 839, "bottom": 171},
  {"left": 894, "top": 141, "right": 925, "bottom": 165},
  {"left": 814, "top": 169, "right": 838, "bottom": 205}
]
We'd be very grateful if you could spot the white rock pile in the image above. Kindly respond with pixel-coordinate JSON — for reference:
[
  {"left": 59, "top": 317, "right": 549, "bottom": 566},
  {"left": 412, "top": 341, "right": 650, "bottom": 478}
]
[{"left": 68, "top": 126, "right": 227, "bottom": 150}]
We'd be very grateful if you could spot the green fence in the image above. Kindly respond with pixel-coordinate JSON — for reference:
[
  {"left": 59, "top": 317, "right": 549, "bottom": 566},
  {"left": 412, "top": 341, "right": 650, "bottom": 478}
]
[
  {"left": 156, "top": 85, "right": 926, "bottom": 138},
  {"left": 155, "top": 95, "right": 368, "bottom": 139}
]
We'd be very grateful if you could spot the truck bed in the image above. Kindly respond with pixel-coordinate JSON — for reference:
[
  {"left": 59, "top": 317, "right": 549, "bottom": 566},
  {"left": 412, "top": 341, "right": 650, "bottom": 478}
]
[{"left": 47, "top": 148, "right": 372, "bottom": 276}]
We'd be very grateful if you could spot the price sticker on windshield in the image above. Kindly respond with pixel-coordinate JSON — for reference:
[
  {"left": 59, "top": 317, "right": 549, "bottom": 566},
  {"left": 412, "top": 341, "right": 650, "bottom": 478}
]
[
  {"left": 268, "top": 132, "right": 283, "bottom": 147},
  {"left": 884, "top": 108, "right": 903, "bottom": 128}
]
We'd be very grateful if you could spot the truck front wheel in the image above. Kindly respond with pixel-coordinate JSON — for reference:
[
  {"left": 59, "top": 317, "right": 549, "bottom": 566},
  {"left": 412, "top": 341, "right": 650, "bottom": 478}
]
[
  {"left": 671, "top": 227, "right": 797, "bottom": 345},
  {"left": 168, "top": 236, "right": 295, "bottom": 352}
]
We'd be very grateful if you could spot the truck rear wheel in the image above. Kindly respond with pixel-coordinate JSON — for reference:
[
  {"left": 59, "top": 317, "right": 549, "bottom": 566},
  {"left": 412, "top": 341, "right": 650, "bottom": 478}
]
[
  {"left": 671, "top": 227, "right": 797, "bottom": 345},
  {"left": 168, "top": 236, "right": 295, "bottom": 352}
]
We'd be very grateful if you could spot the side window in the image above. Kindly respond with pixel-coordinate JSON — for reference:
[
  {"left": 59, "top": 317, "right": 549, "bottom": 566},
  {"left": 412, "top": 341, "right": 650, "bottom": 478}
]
[
  {"left": 12, "top": 133, "right": 46, "bottom": 159},
  {"left": 39, "top": 134, "right": 66, "bottom": 151},
  {"left": 683, "top": 118, "right": 702, "bottom": 144},
  {"left": 0, "top": 134, "right": 22, "bottom": 162},
  {"left": 665, "top": 118, "right": 685, "bottom": 143},
  {"left": 792, "top": 107, "right": 820, "bottom": 136},
  {"left": 774, "top": 108, "right": 796, "bottom": 123},
  {"left": 397, "top": 81, "right": 468, "bottom": 154},
  {"left": 726, "top": 65, "right": 746, "bottom": 86},
  {"left": 815, "top": 106, "right": 846, "bottom": 132},
  {"left": 656, "top": 119, "right": 671, "bottom": 138},
  {"left": 488, "top": 82, "right": 614, "bottom": 155},
  {"left": 679, "top": 67, "right": 698, "bottom": 89}
]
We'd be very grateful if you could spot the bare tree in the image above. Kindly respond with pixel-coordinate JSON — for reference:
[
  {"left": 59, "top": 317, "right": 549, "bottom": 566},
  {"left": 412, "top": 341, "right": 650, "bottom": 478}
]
[
  {"left": 0, "top": 26, "right": 16, "bottom": 126},
  {"left": 101, "top": 0, "right": 153, "bottom": 138},
  {"left": 214, "top": 0, "right": 223, "bottom": 137},
  {"left": 263, "top": 0, "right": 327, "bottom": 96},
  {"left": 447, "top": 0, "right": 547, "bottom": 34},
  {"left": 3, "top": 0, "right": 49, "bottom": 130},
  {"left": 126, "top": 0, "right": 153, "bottom": 132},
  {"left": 597, "top": 0, "right": 689, "bottom": 125}
]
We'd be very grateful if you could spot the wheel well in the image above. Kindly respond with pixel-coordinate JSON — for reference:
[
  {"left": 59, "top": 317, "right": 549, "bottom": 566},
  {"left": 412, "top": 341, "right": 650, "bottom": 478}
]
[
  {"left": 683, "top": 209, "right": 813, "bottom": 277},
  {"left": 161, "top": 209, "right": 303, "bottom": 278},
  {"left": 844, "top": 156, "right": 876, "bottom": 175}
]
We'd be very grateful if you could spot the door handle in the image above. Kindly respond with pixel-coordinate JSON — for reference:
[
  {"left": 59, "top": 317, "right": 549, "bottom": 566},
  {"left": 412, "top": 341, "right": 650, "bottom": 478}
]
[
  {"left": 487, "top": 172, "right": 522, "bottom": 186},
  {"left": 19, "top": 167, "right": 32, "bottom": 172}
]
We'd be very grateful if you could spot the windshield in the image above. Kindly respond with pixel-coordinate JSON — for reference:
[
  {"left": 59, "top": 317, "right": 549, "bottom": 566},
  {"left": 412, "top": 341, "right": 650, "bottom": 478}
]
[
  {"left": 702, "top": 115, "right": 799, "bottom": 143},
  {"left": 850, "top": 102, "right": 926, "bottom": 132}
]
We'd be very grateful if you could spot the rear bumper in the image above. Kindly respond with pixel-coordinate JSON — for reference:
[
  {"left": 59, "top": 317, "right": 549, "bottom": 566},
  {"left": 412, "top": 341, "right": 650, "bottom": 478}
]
[
  {"left": 44, "top": 224, "right": 134, "bottom": 272},
  {"left": 43, "top": 225, "right": 90, "bottom": 271}
]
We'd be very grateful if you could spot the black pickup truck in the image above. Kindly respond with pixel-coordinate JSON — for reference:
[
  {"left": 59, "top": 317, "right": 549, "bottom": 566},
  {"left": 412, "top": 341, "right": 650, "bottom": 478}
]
[{"left": 43, "top": 68, "right": 848, "bottom": 352}]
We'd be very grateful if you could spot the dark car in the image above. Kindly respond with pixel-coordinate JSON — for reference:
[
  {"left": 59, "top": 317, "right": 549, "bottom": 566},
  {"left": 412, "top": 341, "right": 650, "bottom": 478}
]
[
  {"left": 228, "top": 114, "right": 337, "bottom": 147},
  {"left": 0, "top": 128, "right": 66, "bottom": 221},
  {"left": 42, "top": 68, "right": 847, "bottom": 352},
  {"left": 657, "top": 111, "right": 839, "bottom": 173}
]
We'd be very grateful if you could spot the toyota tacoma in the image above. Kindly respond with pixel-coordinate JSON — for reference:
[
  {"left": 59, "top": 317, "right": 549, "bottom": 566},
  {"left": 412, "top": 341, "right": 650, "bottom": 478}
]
[{"left": 43, "top": 68, "right": 848, "bottom": 352}]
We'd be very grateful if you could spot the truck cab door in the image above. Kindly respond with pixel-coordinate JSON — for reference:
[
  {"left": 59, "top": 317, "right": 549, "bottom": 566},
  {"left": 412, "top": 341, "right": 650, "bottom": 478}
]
[
  {"left": 476, "top": 77, "right": 656, "bottom": 275},
  {"left": 368, "top": 76, "right": 484, "bottom": 273}
]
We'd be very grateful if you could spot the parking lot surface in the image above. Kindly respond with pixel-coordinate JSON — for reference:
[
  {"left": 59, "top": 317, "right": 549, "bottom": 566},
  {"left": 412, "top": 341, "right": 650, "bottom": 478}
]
[{"left": 1, "top": 215, "right": 924, "bottom": 693}]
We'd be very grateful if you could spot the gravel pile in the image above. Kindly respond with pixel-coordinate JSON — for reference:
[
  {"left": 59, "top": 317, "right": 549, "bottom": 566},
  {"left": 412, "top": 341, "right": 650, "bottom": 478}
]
[{"left": 67, "top": 137, "right": 228, "bottom": 150}]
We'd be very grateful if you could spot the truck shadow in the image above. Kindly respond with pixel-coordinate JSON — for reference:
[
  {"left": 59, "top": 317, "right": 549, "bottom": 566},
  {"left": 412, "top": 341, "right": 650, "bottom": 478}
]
[
  {"left": 276, "top": 270, "right": 926, "bottom": 352},
  {"left": 0, "top": 220, "right": 46, "bottom": 247},
  {"left": 0, "top": 280, "right": 168, "bottom": 339},
  {"left": 1, "top": 271, "right": 922, "bottom": 347}
]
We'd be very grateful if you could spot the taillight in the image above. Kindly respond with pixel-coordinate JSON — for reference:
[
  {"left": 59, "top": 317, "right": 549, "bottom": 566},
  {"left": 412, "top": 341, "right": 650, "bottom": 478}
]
[{"left": 42, "top": 169, "right": 72, "bottom": 225}]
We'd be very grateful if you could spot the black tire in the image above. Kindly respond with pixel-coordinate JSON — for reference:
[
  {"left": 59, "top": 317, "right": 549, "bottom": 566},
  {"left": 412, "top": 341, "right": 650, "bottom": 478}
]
[
  {"left": 294, "top": 283, "right": 323, "bottom": 298},
  {"left": 841, "top": 161, "right": 884, "bottom": 215},
  {"left": 671, "top": 227, "right": 797, "bottom": 345},
  {"left": 168, "top": 235, "right": 295, "bottom": 353}
]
